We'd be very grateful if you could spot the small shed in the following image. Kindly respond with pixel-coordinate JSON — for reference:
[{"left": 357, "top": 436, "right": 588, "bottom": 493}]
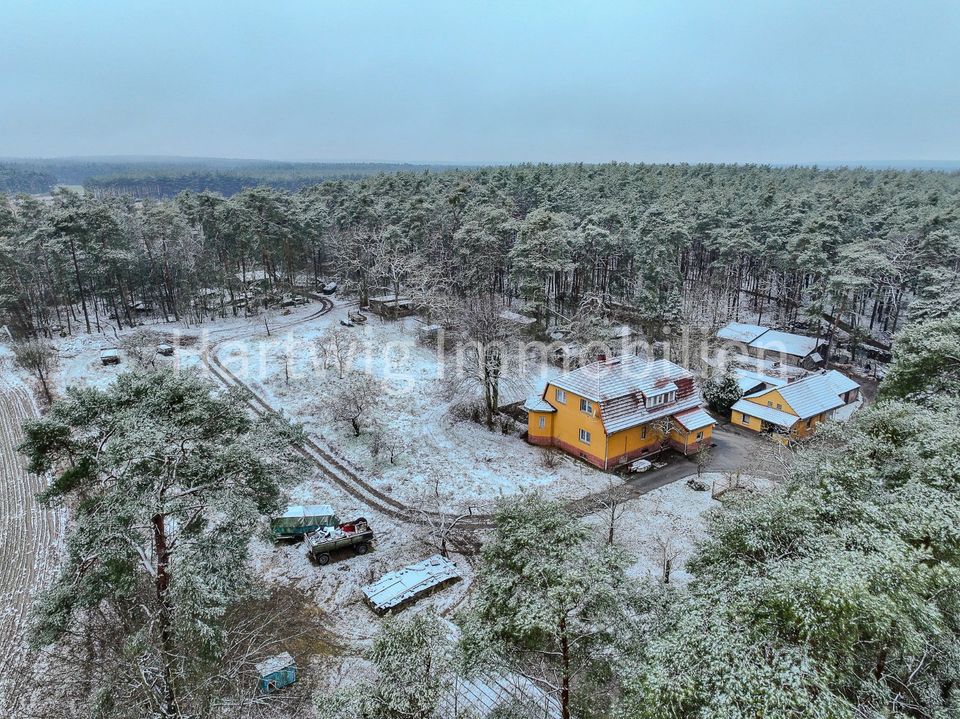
[
  {"left": 362, "top": 555, "right": 461, "bottom": 615},
  {"left": 100, "top": 348, "right": 121, "bottom": 365},
  {"left": 321, "top": 281, "right": 338, "bottom": 295},
  {"left": 367, "top": 294, "right": 416, "bottom": 318},
  {"left": 256, "top": 652, "right": 296, "bottom": 693},
  {"left": 157, "top": 343, "right": 174, "bottom": 357}
]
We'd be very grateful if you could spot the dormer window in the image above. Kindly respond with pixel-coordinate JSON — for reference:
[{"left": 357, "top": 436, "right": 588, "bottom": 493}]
[{"left": 645, "top": 382, "right": 678, "bottom": 408}]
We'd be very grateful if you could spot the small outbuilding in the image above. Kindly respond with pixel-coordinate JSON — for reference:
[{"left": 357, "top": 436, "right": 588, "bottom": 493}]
[
  {"left": 367, "top": 294, "right": 416, "bottom": 318},
  {"left": 157, "top": 343, "right": 174, "bottom": 357},
  {"left": 256, "top": 652, "right": 296, "bottom": 693},
  {"left": 100, "top": 348, "right": 121, "bottom": 365}
]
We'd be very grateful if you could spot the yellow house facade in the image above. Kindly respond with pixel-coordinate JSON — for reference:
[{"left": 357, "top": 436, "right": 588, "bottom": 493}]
[
  {"left": 525, "top": 356, "right": 716, "bottom": 470},
  {"left": 730, "top": 369, "right": 860, "bottom": 440}
]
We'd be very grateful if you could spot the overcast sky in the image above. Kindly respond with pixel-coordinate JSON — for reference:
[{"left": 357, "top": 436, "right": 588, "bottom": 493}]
[{"left": 1, "top": 0, "right": 958, "bottom": 164}]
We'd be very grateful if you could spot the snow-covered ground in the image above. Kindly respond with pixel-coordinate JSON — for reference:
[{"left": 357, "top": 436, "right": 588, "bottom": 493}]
[{"left": 583, "top": 472, "right": 771, "bottom": 585}]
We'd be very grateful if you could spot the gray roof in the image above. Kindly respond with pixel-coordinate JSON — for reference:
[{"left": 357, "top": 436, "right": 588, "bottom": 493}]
[
  {"left": 550, "top": 356, "right": 693, "bottom": 403},
  {"left": 280, "top": 504, "right": 335, "bottom": 519},
  {"left": 548, "top": 356, "right": 706, "bottom": 435},
  {"left": 673, "top": 407, "right": 716, "bottom": 431},
  {"left": 748, "top": 329, "right": 822, "bottom": 358},
  {"left": 744, "top": 371, "right": 852, "bottom": 420},
  {"left": 717, "top": 322, "right": 769, "bottom": 344},
  {"left": 733, "top": 368, "right": 788, "bottom": 392},
  {"left": 256, "top": 652, "right": 295, "bottom": 677},
  {"left": 818, "top": 369, "right": 860, "bottom": 396},
  {"left": 363, "top": 555, "right": 461, "bottom": 612},
  {"left": 523, "top": 395, "right": 555, "bottom": 413},
  {"left": 732, "top": 399, "right": 798, "bottom": 428}
]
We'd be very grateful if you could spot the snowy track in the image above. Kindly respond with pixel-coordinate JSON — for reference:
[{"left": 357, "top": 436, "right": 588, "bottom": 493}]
[
  {"left": 199, "top": 296, "right": 495, "bottom": 531},
  {"left": 0, "top": 376, "right": 61, "bottom": 707}
]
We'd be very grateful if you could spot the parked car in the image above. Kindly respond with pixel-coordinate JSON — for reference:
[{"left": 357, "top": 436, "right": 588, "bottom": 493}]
[{"left": 306, "top": 517, "right": 373, "bottom": 565}]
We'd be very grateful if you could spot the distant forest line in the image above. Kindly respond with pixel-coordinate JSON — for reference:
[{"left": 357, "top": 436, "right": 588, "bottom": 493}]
[{"left": 0, "top": 158, "right": 467, "bottom": 197}]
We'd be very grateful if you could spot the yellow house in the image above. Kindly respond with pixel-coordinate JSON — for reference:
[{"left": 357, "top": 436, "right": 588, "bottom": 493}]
[
  {"left": 731, "top": 369, "right": 860, "bottom": 439},
  {"left": 524, "top": 356, "right": 716, "bottom": 470}
]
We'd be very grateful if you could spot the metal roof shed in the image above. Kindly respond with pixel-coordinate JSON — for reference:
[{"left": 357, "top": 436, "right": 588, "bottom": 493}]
[
  {"left": 363, "top": 555, "right": 461, "bottom": 615},
  {"left": 717, "top": 322, "right": 770, "bottom": 344}
]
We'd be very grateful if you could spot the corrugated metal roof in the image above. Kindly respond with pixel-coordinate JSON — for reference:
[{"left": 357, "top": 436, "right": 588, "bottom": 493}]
[
  {"left": 717, "top": 322, "right": 769, "bottom": 343},
  {"left": 748, "top": 329, "right": 821, "bottom": 358},
  {"left": 281, "top": 504, "right": 334, "bottom": 519},
  {"left": 673, "top": 407, "right": 716, "bottom": 431},
  {"left": 732, "top": 399, "right": 798, "bottom": 428}
]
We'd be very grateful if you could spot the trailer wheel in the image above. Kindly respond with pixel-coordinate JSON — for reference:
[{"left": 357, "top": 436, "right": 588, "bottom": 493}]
[
  {"left": 316, "top": 553, "right": 331, "bottom": 565},
  {"left": 355, "top": 543, "right": 369, "bottom": 556}
]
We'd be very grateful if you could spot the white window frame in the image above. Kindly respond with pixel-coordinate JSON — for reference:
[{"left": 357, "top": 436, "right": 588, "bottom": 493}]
[
  {"left": 538, "top": 416, "right": 546, "bottom": 429},
  {"left": 741, "top": 413, "right": 751, "bottom": 425},
  {"left": 647, "top": 390, "right": 676, "bottom": 408},
  {"left": 578, "top": 428, "right": 591, "bottom": 445},
  {"left": 580, "top": 398, "right": 593, "bottom": 415},
  {"left": 555, "top": 388, "right": 567, "bottom": 404}
]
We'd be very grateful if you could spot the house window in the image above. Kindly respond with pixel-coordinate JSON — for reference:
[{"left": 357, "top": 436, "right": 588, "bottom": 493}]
[
  {"left": 538, "top": 416, "right": 546, "bottom": 429},
  {"left": 555, "top": 388, "right": 567, "bottom": 404},
  {"left": 696, "top": 431, "right": 703, "bottom": 441},
  {"left": 767, "top": 400, "right": 773, "bottom": 408},
  {"left": 580, "top": 398, "right": 593, "bottom": 414},
  {"left": 579, "top": 428, "right": 591, "bottom": 445},
  {"left": 776, "top": 403, "right": 783, "bottom": 411},
  {"left": 741, "top": 413, "right": 751, "bottom": 425},
  {"left": 641, "top": 426, "right": 647, "bottom": 440}
]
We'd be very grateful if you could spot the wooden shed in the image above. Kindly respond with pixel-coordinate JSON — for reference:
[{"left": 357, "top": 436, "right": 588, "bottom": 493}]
[{"left": 367, "top": 294, "right": 416, "bottom": 318}]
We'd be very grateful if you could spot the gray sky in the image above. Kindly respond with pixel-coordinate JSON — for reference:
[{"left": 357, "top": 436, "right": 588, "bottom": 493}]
[{"left": 2, "top": 0, "right": 958, "bottom": 164}]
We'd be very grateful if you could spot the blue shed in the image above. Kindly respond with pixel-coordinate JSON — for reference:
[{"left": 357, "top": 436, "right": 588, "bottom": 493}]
[{"left": 256, "top": 652, "right": 297, "bottom": 693}]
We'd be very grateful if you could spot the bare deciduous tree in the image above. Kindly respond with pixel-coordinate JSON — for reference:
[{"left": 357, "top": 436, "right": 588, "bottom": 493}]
[
  {"left": 328, "top": 372, "right": 383, "bottom": 436},
  {"left": 12, "top": 338, "right": 58, "bottom": 402}
]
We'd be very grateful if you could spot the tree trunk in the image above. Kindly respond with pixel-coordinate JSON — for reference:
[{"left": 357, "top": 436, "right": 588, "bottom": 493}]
[{"left": 152, "top": 513, "right": 179, "bottom": 718}]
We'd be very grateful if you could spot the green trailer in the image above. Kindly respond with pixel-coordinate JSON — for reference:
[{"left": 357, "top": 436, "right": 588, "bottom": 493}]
[{"left": 270, "top": 504, "right": 339, "bottom": 540}]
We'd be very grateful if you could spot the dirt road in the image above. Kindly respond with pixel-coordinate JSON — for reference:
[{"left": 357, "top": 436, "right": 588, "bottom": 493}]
[{"left": 0, "top": 375, "right": 61, "bottom": 710}]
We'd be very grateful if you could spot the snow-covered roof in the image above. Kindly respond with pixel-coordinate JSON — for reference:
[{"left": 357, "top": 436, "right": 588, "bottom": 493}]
[
  {"left": 280, "top": 504, "right": 334, "bottom": 519},
  {"left": 523, "top": 394, "right": 555, "bottom": 413},
  {"left": 733, "top": 368, "right": 788, "bottom": 394},
  {"left": 818, "top": 369, "right": 860, "bottom": 396},
  {"left": 717, "top": 321, "right": 769, "bottom": 344},
  {"left": 255, "top": 652, "right": 295, "bottom": 677},
  {"left": 369, "top": 294, "right": 412, "bottom": 304},
  {"left": 747, "top": 329, "right": 822, "bottom": 358},
  {"left": 744, "top": 371, "right": 849, "bottom": 420},
  {"left": 673, "top": 407, "right": 716, "bottom": 431},
  {"left": 732, "top": 399, "right": 798, "bottom": 429},
  {"left": 99, "top": 348, "right": 120, "bottom": 358},
  {"left": 363, "top": 555, "right": 461, "bottom": 613},
  {"left": 551, "top": 356, "right": 692, "bottom": 403}
]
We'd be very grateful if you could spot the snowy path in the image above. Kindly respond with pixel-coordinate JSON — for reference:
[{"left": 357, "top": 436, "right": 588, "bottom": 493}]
[{"left": 0, "top": 375, "right": 62, "bottom": 710}]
